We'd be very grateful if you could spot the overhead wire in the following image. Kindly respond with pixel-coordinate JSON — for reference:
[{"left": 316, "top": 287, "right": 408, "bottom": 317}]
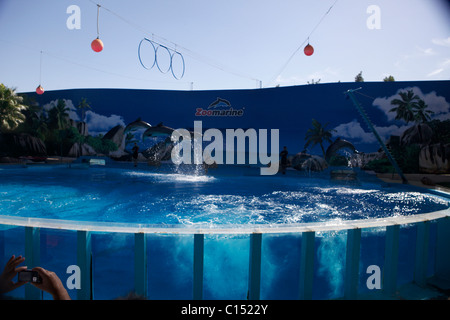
[
  {"left": 39, "top": 50, "right": 43, "bottom": 85},
  {"left": 265, "top": 0, "right": 339, "bottom": 87},
  {"left": 0, "top": 38, "right": 191, "bottom": 89},
  {"left": 87, "top": 0, "right": 261, "bottom": 84},
  {"left": 96, "top": 4, "right": 100, "bottom": 38}
]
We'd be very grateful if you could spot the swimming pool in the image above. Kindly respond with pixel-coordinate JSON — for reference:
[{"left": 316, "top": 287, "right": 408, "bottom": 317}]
[
  {"left": 0, "top": 164, "right": 448, "bottom": 225},
  {"left": 0, "top": 163, "right": 449, "bottom": 300}
]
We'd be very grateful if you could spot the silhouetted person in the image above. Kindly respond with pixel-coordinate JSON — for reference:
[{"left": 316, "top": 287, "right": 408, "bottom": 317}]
[
  {"left": 132, "top": 143, "right": 139, "bottom": 167},
  {"left": 280, "top": 146, "right": 288, "bottom": 174}
]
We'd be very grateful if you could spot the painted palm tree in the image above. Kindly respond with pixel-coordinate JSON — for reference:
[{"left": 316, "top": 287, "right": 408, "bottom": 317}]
[
  {"left": 0, "top": 83, "right": 28, "bottom": 133},
  {"left": 389, "top": 90, "right": 420, "bottom": 124},
  {"left": 304, "top": 119, "right": 335, "bottom": 158},
  {"left": 48, "top": 99, "right": 70, "bottom": 130},
  {"left": 414, "top": 99, "right": 433, "bottom": 123},
  {"left": 22, "top": 103, "right": 49, "bottom": 141},
  {"left": 77, "top": 98, "right": 91, "bottom": 123}
]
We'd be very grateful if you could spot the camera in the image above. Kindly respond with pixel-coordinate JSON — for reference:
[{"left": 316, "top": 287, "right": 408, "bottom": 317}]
[{"left": 18, "top": 270, "right": 42, "bottom": 284}]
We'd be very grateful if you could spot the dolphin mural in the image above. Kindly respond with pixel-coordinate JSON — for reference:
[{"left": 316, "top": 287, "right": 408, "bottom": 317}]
[
  {"left": 325, "top": 138, "right": 359, "bottom": 163},
  {"left": 143, "top": 122, "right": 175, "bottom": 138},
  {"left": 124, "top": 117, "right": 152, "bottom": 133}
]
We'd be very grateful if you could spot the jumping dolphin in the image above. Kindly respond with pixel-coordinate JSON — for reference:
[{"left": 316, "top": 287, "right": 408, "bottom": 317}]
[
  {"left": 124, "top": 117, "right": 152, "bottom": 133},
  {"left": 143, "top": 122, "right": 175, "bottom": 138},
  {"left": 325, "top": 138, "right": 359, "bottom": 162},
  {"left": 143, "top": 122, "right": 202, "bottom": 140}
]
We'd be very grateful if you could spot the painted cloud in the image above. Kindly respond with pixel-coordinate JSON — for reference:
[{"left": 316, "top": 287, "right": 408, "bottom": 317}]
[
  {"left": 334, "top": 87, "right": 449, "bottom": 146},
  {"left": 333, "top": 119, "right": 408, "bottom": 145},
  {"left": 85, "top": 110, "right": 126, "bottom": 136},
  {"left": 42, "top": 99, "right": 126, "bottom": 136},
  {"left": 42, "top": 99, "right": 80, "bottom": 121},
  {"left": 372, "top": 86, "right": 450, "bottom": 121}
]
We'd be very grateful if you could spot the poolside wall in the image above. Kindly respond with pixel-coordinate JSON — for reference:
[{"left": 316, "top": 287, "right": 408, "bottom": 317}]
[
  {"left": 15, "top": 80, "right": 450, "bottom": 172},
  {"left": 1, "top": 214, "right": 449, "bottom": 300}
]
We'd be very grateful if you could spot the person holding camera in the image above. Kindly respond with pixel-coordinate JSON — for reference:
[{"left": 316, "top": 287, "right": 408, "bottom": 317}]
[{"left": 0, "top": 255, "right": 71, "bottom": 300}]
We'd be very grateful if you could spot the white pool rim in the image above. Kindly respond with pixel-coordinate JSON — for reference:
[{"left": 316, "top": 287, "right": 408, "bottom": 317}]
[{"left": 0, "top": 207, "right": 449, "bottom": 235}]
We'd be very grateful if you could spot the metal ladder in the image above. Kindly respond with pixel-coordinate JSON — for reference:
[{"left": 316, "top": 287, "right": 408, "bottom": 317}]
[{"left": 345, "top": 88, "right": 408, "bottom": 184}]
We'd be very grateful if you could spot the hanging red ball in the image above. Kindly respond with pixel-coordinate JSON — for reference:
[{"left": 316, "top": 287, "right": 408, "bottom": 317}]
[
  {"left": 91, "top": 38, "right": 104, "bottom": 52},
  {"left": 304, "top": 44, "right": 314, "bottom": 56},
  {"left": 36, "top": 85, "right": 44, "bottom": 95}
]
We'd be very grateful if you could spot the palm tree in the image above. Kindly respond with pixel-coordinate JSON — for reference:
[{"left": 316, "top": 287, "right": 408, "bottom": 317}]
[
  {"left": 46, "top": 99, "right": 71, "bottom": 156},
  {"left": 21, "top": 102, "right": 49, "bottom": 141},
  {"left": 414, "top": 99, "right": 433, "bottom": 123},
  {"left": 389, "top": 90, "right": 420, "bottom": 124},
  {"left": 304, "top": 119, "right": 335, "bottom": 158},
  {"left": 77, "top": 98, "right": 91, "bottom": 123},
  {"left": 0, "top": 83, "right": 28, "bottom": 133},
  {"left": 48, "top": 99, "right": 70, "bottom": 130}
]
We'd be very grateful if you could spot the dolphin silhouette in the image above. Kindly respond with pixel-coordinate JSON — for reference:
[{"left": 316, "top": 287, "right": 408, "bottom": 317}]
[
  {"left": 208, "top": 97, "right": 231, "bottom": 109},
  {"left": 143, "top": 122, "right": 175, "bottom": 138},
  {"left": 124, "top": 117, "right": 152, "bottom": 132},
  {"left": 325, "top": 138, "right": 359, "bottom": 162}
]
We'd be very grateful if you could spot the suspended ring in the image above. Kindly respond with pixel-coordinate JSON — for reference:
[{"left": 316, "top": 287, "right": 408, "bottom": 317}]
[
  {"left": 170, "top": 51, "right": 185, "bottom": 80},
  {"left": 155, "top": 45, "right": 172, "bottom": 74},
  {"left": 138, "top": 38, "right": 156, "bottom": 70},
  {"left": 138, "top": 38, "right": 186, "bottom": 80}
]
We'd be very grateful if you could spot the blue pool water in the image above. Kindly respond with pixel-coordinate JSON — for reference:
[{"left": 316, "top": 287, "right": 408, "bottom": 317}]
[
  {"left": 0, "top": 165, "right": 448, "bottom": 226},
  {"left": 0, "top": 164, "right": 448, "bottom": 300}
]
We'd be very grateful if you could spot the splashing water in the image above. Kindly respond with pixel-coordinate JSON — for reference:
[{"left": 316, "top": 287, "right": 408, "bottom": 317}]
[{"left": 0, "top": 166, "right": 448, "bottom": 226}]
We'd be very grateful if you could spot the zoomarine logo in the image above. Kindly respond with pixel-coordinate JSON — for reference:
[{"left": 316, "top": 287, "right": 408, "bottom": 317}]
[{"left": 195, "top": 97, "right": 245, "bottom": 117}]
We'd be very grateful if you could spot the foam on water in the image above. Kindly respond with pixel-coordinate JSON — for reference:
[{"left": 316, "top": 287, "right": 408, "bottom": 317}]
[
  {"left": 123, "top": 171, "right": 216, "bottom": 183},
  {"left": 0, "top": 166, "right": 448, "bottom": 226}
]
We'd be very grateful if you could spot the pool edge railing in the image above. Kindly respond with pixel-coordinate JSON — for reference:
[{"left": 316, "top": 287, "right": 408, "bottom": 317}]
[{"left": 0, "top": 208, "right": 449, "bottom": 235}]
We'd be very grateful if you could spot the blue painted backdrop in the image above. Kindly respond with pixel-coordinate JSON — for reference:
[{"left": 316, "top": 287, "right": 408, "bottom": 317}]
[{"left": 30, "top": 80, "right": 450, "bottom": 156}]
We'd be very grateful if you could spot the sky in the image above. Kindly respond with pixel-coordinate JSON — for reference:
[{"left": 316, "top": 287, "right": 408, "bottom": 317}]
[{"left": 0, "top": 0, "right": 449, "bottom": 93}]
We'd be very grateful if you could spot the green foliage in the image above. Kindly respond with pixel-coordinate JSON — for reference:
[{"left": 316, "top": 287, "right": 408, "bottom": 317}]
[
  {"left": 391, "top": 144, "right": 420, "bottom": 173},
  {"left": 77, "top": 98, "right": 91, "bottom": 122},
  {"left": 304, "top": 119, "right": 335, "bottom": 158},
  {"left": 2, "top": 92, "right": 119, "bottom": 156},
  {"left": 364, "top": 158, "right": 393, "bottom": 173},
  {"left": 355, "top": 71, "right": 364, "bottom": 82},
  {"left": 0, "top": 83, "right": 28, "bottom": 132},
  {"left": 85, "top": 135, "right": 118, "bottom": 154},
  {"left": 389, "top": 90, "right": 433, "bottom": 124},
  {"left": 365, "top": 145, "right": 421, "bottom": 174},
  {"left": 428, "top": 119, "right": 450, "bottom": 144}
]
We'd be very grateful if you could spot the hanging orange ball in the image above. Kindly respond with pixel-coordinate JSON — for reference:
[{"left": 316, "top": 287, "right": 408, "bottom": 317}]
[
  {"left": 36, "top": 85, "right": 44, "bottom": 95},
  {"left": 91, "top": 37, "right": 104, "bottom": 52},
  {"left": 304, "top": 44, "right": 314, "bottom": 56}
]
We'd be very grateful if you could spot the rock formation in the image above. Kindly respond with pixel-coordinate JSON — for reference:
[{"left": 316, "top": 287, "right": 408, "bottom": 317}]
[
  {"left": 419, "top": 143, "right": 450, "bottom": 174},
  {"left": 67, "top": 142, "right": 96, "bottom": 158},
  {"left": 400, "top": 123, "right": 433, "bottom": 146},
  {"left": 0, "top": 133, "right": 47, "bottom": 157},
  {"left": 103, "top": 125, "right": 128, "bottom": 158}
]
